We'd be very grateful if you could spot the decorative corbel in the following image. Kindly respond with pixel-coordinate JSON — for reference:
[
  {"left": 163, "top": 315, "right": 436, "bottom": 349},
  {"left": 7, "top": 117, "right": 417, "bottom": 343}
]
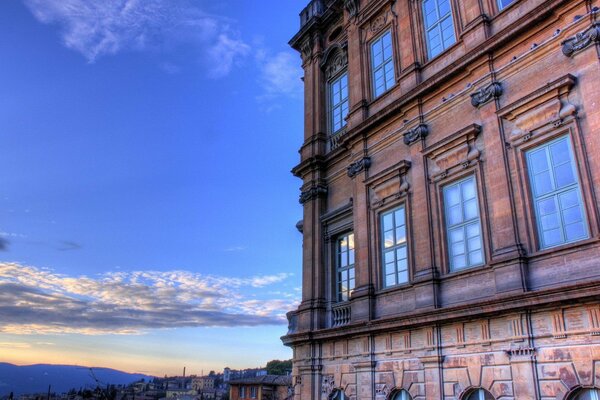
[
  {"left": 562, "top": 24, "right": 600, "bottom": 57},
  {"left": 403, "top": 124, "right": 429, "bottom": 145},
  {"left": 299, "top": 183, "right": 328, "bottom": 204},
  {"left": 347, "top": 157, "right": 371, "bottom": 178},
  {"left": 344, "top": 0, "right": 359, "bottom": 18},
  {"left": 470, "top": 81, "right": 503, "bottom": 108}
]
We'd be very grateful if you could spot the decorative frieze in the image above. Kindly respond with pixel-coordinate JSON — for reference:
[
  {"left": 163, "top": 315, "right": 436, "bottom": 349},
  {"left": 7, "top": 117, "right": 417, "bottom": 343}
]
[
  {"left": 470, "top": 82, "right": 503, "bottom": 108},
  {"left": 562, "top": 24, "right": 600, "bottom": 57},
  {"left": 403, "top": 124, "right": 429, "bottom": 146},
  {"left": 299, "top": 184, "right": 328, "bottom": 204},
  {"left": 347, "top": 157, "right": 371, "bottom": 178}
]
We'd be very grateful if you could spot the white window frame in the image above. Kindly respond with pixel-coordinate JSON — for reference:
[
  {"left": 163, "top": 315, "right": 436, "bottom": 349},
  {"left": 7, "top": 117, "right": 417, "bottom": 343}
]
[
  {"left": 422, "top": 0, "right": 456, "bottom": 59},
  {"left": 526, "top": 135, "right": 589, "bottom": 250},
  {"left": 497, "top": 0, "right": 514, "bottom": 10},
  {"left": 370, "top": 30, "right": 395, "bottom": 98},
  {"left": 443, "top": 175, "right": 485, "bottom": 271},
  {"left": 381, "top": 205, "right": 409, "bottom": 287},
  {"left": 336, "top": 232, "right": 355, "bottom": 302}
]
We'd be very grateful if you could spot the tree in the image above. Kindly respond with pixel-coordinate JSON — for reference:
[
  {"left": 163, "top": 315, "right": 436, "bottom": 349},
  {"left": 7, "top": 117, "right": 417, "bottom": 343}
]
[{"left": 265, "top": 360, "right": 292, "bottom": 376}]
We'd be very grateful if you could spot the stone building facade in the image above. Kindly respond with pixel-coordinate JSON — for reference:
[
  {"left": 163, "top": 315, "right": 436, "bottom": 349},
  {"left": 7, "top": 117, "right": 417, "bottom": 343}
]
[{"left": 282, "top": 0, "right": 600, "bottom": 399}]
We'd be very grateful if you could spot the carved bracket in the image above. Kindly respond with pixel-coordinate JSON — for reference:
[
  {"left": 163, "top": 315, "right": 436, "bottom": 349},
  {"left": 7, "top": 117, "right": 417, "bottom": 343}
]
[
  {"left": 299, "top": 183, "right": 328, "bottom": 204},
  {"left": 471, "top": 81, "right": 503, "bottom": 108},
  {"left": 365, "top": 160, "right": 411, "bottom": 209},
  {"left": 344, "top": 0, "right": 359, "bottom": 18},
  {"left": 498, "top": 74, "right": 577, "bottom": 145},
  {"left": 300, "top": 36, "right": 313, "bottom": 62},
  {"left": 562, "top": 24, "right": 600, "bottom": 57},
  {"left": 403, "top": 123, "right": 429, "bottom": 146},
  {"left": 347, "top": 157, "right": 372, "bottom": 178},
  {"left": 422, "top": 124, "right": 482, "bottom": 182}
]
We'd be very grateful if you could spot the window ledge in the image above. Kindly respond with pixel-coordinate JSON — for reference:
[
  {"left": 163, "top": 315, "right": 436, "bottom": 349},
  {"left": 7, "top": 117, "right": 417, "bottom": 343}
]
[{"left": 527, "top": 237, "right": 600, "bottom": 261}]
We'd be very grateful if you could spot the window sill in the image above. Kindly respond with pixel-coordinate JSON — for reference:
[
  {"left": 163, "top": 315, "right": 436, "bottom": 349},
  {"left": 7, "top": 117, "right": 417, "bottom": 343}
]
[
  {"left": 375, "top": 281, "right": 414, "bottom": 296},
  {"left": 528, "top": 236, "right": 600, "bottom": 261},
  {"left": 440, "top": 263, "right": 490, "bottom": 280}
]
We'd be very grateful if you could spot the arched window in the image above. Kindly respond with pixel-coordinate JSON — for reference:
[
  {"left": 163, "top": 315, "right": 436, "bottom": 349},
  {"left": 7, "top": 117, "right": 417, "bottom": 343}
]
[
  {"left": 463, "top": 388, "right": 495, "bottom": 400},
  {"left": 568, "top": 388, "right": 600, "bottom": 400},
  {"left": 330, "top": 389, "right": 346, "bottom": 400},
  {"left": 391, "top": 390, "right": 413, "bottom": 400}
]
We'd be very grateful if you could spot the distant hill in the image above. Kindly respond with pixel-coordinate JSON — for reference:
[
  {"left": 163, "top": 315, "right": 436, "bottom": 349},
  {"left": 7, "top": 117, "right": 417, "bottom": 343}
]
[{"left": 0, "top": 363, "right": 154, "bottom": 396}]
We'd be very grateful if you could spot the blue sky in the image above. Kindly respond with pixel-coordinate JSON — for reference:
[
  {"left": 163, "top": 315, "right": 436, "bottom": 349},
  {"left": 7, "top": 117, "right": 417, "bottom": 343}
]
[{"left": 0, "top": 0, "right": 305, "bottom": 376}]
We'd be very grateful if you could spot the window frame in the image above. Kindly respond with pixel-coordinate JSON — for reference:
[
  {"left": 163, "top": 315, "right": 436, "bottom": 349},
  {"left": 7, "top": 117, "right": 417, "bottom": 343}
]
[
  {"left": 462, "top": 388, "right": 495, "bottom": 400},
  {"left": 335, "top": 231, "right": 356, "bottom": 302},
  {"left": 525, "top": 134, "right": 589, "bottom": 250},
  {"left": 391, "top": 390, "right": 413, "bottom": 400},
  {"left": 567, "top": 388, "right": 600, "bottom": 400},
  {"left": 328, "top": 70, "right": 349, "bottom": 135},
  {"left": 380, "top": 203, "right": 411, "bottom": 288},
  {"left": 442, "top": 174, "right": 486, "bottom": 272},
  {"left": 421, "top": 0, "right": 458, "bottom": 60},
  {"left": 369, "top": 29, "right": 396, "bottom": 99},
  {"left": 496, "top": 0, "right": 515, "bottom": 12}
]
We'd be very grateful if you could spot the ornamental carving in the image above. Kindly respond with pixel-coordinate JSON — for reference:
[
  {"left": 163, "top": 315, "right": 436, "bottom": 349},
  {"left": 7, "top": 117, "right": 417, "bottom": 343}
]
[
  {"left": 403, "top": 124, "right": 429, "bottom": 145},
  {"left": 370, "top": 13, "right": 388, "bottom": 33},
  {"left": 300, "top": 37, "right": 313, "bottom": 61},
  {"left": 344, "top": 0, "right": 359, "bottom": 17},
  {"left": 321, "top": 375, "right": 335, "bottom": 397},
  {"left": 470, "top": 82, "right": 503, "bottom": 108},
  {"left": 423, "top": 124, "right": 481, "bottom": 181},
  {"left": 562, "top": 24, "right": 600, "bottom": 57},
  {"left": 299, "top": 184, "right": 328, "bottom": 204},
  {"left": 326, "top": 50, "right": 348, "bottom": 79},
  {"left": 505, "top": 346, "right": 536, "bottom": 360},
  {"left": 347, "top": 157, "right": 371, "bottom": 178}
]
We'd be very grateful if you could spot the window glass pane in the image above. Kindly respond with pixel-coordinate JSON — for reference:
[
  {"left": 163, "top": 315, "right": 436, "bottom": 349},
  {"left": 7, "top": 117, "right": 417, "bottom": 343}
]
[
  {"left": 423, "top": 0, "right": 455, "bottom": 57},
  {"left": 453, "top": 254, "right": 466, "bottom": 269},
  {"left": 498, "top": 0, "right": 513, "bottom": 9},
  {"left": 469, "top": 249, "right": 483, "bottom": 266},
  {"left": 466, "top": 223, "right": 480, "bottom": 239},
  {"left": 449, "top": 227, "right": 464, "bottom": 244},
  {"left": 463, "top": 198, "right": 478, "bottom": 220},
  {"left": 527, "top": 136, "right": 588, "bottom": 249},
  {"left": 381, "top": 206, "right": 408, "bottom": 287}
]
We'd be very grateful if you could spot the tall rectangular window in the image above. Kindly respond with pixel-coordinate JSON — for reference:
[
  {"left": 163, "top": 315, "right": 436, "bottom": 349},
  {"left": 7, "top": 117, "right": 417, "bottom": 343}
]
[
  {"left": 240, "top": 388, "right": 246, "bottom": 399},
  {"left": 422, "top": 0, "right": 456, "bottom": 59},
  {"left": 371, "top": 30, "right": 395, "bottom": 98},
  {"left": 526, "top": 136, "right": 588, "bottom": 249},
  {"left": 330, "top": 72, "right": 349, "bottom": 133},
  {"left": 381, "top": 206, "right": 408, "bottom": 287},
  {"left": 444, "top": 176, "right": 484, "bottom": 271},
  {"left": 250, "top": 388, "right": 257, "bottom": 399},
  {"left": 497, "top": 0, "right": 514, "bottom": 10},
  {"left": 336, "top": 233, "right": 355, "bottom": 302}
]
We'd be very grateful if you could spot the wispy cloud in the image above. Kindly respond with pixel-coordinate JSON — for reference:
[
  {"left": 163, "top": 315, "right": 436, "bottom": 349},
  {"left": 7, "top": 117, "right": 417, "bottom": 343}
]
[
  {"left": 256, "top": 50, "right": 303, "bottom": 112},
  {"left": 22, "top": 0, "right": 251, "bottom": 78},
  {"left": 0, "top": 263, "right": 298, "bottom": 335}
]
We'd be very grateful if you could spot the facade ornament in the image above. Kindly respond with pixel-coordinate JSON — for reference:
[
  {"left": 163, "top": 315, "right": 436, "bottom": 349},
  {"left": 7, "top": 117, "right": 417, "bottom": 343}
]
[
  {"left": 403, "top": 124, "right": 429, "bottom": 145},
  {"left": 562, "top": 24, "right": 600, "bottom": 57},
  {"left": 299, "top": 184, "right": 328, "bottom": 204},
  {"left": 347, "top": 157, "right": 371, "bottom": 178},
  {"left": 370, "top": 13, "right": 388, "bottom": 33},
  {"left": 505, "top": 346, "right": 536, "bottom": 360},
  {"left": 323, "top": 47, "right": 348, "bottom": 79},
  {"left": 321, "top": 376, "right": 335, "bottom": 398},
  {"left": 300, "top": 36, "right": 314, "bottom": 62},
  {"left": 470, "top": 81, "right": 503, "bottom": 108},
  {"left": 344, "top": 0, "right": 359, "bottom": 17}
]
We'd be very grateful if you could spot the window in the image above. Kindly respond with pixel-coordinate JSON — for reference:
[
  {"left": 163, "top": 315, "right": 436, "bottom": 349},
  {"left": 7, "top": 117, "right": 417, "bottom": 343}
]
[
  {"left": 240, "top": 387, "right": 246, "bottom": 399},
  {"left": 568, "top": 388, "right": 600, "bottom": 400},
  {"left": 250, "top": 387, "right": 257, "bottom": 399},
  {"left": 464, "top": 389, "right": 494, "bottom": 400},
  {"left": 444, "top": 176, "right": 484, "bottom": 271},
  {"left": 526, "top": 136, "right": 588, "bottom": 249},
  {"left": 422, "top": 0, "right": 456, "bottom": 59},
  {"left": 370, "top": 30, "right": 395, "bottom": 98},
  {"left": 381, "top": 206, "right": 408, "bottom": 287},
  {"left": 336, "top": 233, "right": 355, "bottom": 302},
  {"left": 392, "top": 390, "right": 413, "bottom": 400},
  {"left": 497, "top": 0, "right": 514, "bottom": 10},
  {"left": 330, "top": 72, "right": 349, "bottom": 133}
]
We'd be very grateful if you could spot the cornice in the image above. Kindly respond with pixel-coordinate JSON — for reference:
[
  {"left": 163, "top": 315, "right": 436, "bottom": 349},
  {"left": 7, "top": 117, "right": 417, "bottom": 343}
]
[
  {"left": 281, "top": 279, "right": 600, "bottom": 346},
  {"left": 292, "top": 155, "right": 327, "bottom": 178}
]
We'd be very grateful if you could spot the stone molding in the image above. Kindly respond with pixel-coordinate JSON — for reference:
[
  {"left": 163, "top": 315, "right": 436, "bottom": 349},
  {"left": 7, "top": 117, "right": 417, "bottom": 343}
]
[
  {"left": 562, "top": 23, "right": 600, "bottom": 57},
  {"left": 321, "top": 43, "right": 348, "bottom": 80},
  {"left": 470, "top": 81, "right": 503, "bottom": 108},
  {"left": 299, "top": 184, "right": 328, "bottom": 204},
  {"left": 403, "top": 123, "right": 429, "bottom": 146},
  {"left": 347, "top": 157, "right": 371, "bottom": 178}
]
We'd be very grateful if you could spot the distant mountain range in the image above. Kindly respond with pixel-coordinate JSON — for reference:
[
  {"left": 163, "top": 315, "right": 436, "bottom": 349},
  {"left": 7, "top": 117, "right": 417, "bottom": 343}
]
[{"left": 0, "top": 363, "right": 154, "bottom": 396}]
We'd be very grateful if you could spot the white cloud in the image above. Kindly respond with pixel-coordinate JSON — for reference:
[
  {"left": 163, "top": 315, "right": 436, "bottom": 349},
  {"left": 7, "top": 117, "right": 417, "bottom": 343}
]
[
  {"left": 256, "top": 50, "right": 303, "bottom": 111},
  {"left": 22, "top": 0, "right": 251, "bottom": 78},
  {"left": 0, "top": 263, "right": 299, "bottom": 335}
]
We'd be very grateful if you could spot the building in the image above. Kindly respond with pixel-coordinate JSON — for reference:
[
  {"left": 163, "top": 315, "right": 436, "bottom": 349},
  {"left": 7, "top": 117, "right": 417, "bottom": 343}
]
[
  {"left": 229, "top": 376, "right": 292, "bottom": 400},
  {"left": 193, "top": 377, "right": 216, "bottom": 392},
  {"left": 282, "top": 0, "right": 600, "bottom": 399}
]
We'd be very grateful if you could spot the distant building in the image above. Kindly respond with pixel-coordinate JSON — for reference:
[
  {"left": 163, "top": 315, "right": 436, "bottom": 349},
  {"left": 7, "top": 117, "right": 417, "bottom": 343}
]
[
  {"left": 192, "top": 377, "right": 216, "bottom": 391},
  {"left": 229, "top": 376, "right": 292, "bottom": 400}
]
